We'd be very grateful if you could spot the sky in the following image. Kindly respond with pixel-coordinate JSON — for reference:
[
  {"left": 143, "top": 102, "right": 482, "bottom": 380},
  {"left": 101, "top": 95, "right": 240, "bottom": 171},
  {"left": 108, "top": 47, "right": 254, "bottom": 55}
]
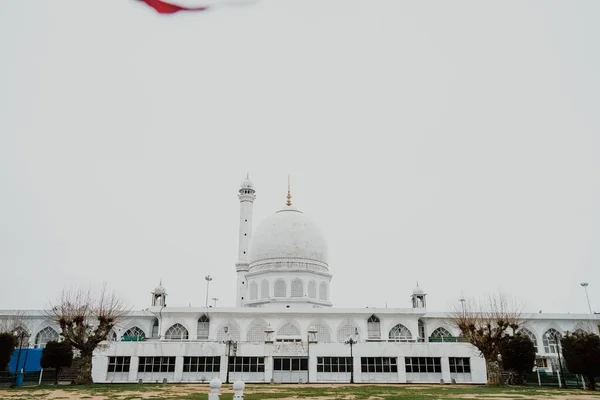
[{"left": 0, "top": 0, "right": 599, "bottom": 314}]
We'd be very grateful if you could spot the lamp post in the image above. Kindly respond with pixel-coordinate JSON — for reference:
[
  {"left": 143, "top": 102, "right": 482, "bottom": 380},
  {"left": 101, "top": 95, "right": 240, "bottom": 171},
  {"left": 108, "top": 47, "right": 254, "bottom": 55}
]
[
  {"left": 581, "top": 283, "right": 592, "bottom": 314},
  {"left": 307, "top": 327, "right": 318, "bottom": 383},
  {"left": 205, "top": 275, "right": 213, "bottom": 308},
  {"left": 344, "top": 335, "right": 357, "bottom": 384},
  {"left": 546, "top": 331, "right": 566, "bottom": 388},
  {"left": 12, "top": 330, "right": 26, "bottom": 387},
  {"left": 224, "top": 326, "right": 232, "bottom": 384},
  {"left": 212, "top": 297, "right": 218, "bottom": 308}
]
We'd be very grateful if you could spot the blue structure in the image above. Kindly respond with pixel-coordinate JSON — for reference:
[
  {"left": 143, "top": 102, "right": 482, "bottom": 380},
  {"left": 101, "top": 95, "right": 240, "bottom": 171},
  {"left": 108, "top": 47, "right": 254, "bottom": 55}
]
[{"left": 8, "top": 348, "right": 43, "bottom": 373}]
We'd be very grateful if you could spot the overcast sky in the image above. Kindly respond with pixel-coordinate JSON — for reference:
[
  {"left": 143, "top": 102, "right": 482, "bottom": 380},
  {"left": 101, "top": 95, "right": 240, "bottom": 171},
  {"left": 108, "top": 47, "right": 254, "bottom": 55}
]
[{"left": 1, "top": 1, "right": 599, "bottom": 314}]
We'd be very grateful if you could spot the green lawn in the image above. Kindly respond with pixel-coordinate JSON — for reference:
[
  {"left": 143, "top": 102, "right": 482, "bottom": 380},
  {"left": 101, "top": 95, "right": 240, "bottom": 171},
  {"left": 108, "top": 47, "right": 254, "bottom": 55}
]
[{"left": 1, "top": 384, "right": 599, "bottom": 400}]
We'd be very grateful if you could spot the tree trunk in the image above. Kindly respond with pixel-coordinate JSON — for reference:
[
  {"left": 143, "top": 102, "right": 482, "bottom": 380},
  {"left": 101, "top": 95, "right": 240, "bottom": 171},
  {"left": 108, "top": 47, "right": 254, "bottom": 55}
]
[
  {"left": 486, "top": 359, "right": 502, "bottom": 385},
  {"left": 75, "top": 353, "right": 93, "bottom": 385},
  {"left": 55, "top": 367, "right": 60, "bottom": 385}
]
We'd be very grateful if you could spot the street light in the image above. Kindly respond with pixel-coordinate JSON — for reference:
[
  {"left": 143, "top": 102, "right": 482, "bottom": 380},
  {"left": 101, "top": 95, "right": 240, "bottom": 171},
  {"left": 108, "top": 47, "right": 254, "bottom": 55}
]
[
  {"left": 581, "top": 283, "right": 592, "bottom": 314},
  {"left": 306, "top": 327, "right": 318, "bottom": 383},
  {"left": 212, "top": 297, "right": 218, "bottom": 308},
  {"left": 205, "top": 275, "right": 213, "bottom": 308},
  {"left": 223, "top": 326, "right": 233, "bottom": 384},
  {"left": 344, "top": 330, "right": 358, "bottom": 384},
  {"left": 545, "top": 331, "right": 566, "bottom": 388}
]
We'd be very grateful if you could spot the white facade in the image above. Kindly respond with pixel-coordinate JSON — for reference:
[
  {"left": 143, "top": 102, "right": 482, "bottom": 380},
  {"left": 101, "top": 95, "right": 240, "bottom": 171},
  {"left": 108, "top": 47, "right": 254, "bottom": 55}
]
[{"left": 2, "top": 175, "right": 599, "bottom": 384}]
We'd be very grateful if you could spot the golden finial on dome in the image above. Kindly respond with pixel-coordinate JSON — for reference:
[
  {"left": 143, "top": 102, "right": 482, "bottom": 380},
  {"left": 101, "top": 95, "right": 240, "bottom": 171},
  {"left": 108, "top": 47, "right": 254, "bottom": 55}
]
[{"left": 286, "top": 175, "right": 292, "bottom": 206}]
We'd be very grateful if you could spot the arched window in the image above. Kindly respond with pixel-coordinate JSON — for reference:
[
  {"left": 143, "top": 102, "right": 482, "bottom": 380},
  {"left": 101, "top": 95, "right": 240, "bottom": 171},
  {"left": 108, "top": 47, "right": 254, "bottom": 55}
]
[
  {"left": 123, "top": 326, "right": 145, "bottom": 340},
  {"left": 107, "top": 330, "right": 117, "bottom": 341},
  {"left": 518, "top": 328, "right": 537, "bottom": 353},
  {"left": 250, "top": 282, "right": 258, "bottom": 300},
  {"left": 291, "top": 279, "right": 303, "bottom": 298},
  {"left": 151, "top": 318, "right": 159, "bottom": 338},
  {"left": 367, "top": 315, "right": 381, "bottom": 340},
  {"left": 274, "top": 279, "right": 286, "bottom": 297},
  {"left": 261, "top": 280, "right": 269, "bottom": 299},
  {"left": 543, "top": 328, "right": 561, "bottom": 353},
  {"left": 13, "top": 326, "right": 30, "bottom": 347},
  {"left": 197, "top": 315, "right": 210, "bottom": 340},
  {"left": 278, "top": 323, "right": 301, "bottom": 338},
  {"left": 312, "top": 324, "right": 331, "bottom": 343},
  {"left": 389, "top": 324, "right": 412, "bottom": 342},
  {"left": 308, "top": 280, "right": 317, "bottom": 298},
  {"left": 247, "top": 321, "right": 268, "bottom": 343},
  {"left": 165, "top": 323, "right": 189, "bottom": 340},
  {"left": 337, "top": 324, "right": 359, "bottom": 343},
  {"left": 430, "top": 327, "right": 453, "bottom": 342},
  {"left": 35, "top": 327, "right": 59, "bottom": 348},
  {"left": 217, "top": 325, "right": 241, "bottom": 342},
  {"left": 319, "top": 282, "right": 328, "bottom": 300}
]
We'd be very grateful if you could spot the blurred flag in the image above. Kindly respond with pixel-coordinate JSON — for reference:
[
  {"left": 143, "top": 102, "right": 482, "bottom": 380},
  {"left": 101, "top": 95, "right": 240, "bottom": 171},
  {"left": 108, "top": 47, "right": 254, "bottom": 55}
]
[{"left": 137, "top": 0, "right": 209, "bottom": 13}]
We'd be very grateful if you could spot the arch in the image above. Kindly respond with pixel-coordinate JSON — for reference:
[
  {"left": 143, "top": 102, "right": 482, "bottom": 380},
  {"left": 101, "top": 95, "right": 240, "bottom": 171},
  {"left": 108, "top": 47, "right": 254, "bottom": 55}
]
[
  {"left": 274, "top": 279, "right": 286, "bottom": 297},
  {"left": 197, "top": 315, "right": 210, "bottom": 340},
  {"left": 518, "top": 328, "right": 538, "bottom": 352},
  {"left": 250, "top": 282, "right": 258, "bottom": 300},
  {"left": 247, "top": 320, "right": 269, "bottom": 343},
  {"left": 277, "top": 322, "right": 301, "bottom": 337},
  {"left": 310, "top": 322, "right": 332, "bottom": 343},
  {"left": 165, "top": 323, "right": 189, "bottom": 340},
  {"left": 34, "top": 326, "right": 59, "bottom": 348},
  {"left": 319, "top": 282, "right": 328, "bottom": 300},
  {"left": 107, "top": 330, "right": 118, "bottom": 341},
  {"left": 367, "top": 315, "right": 381, "bottom": 340},
  {"left": 543, "top": 328, "right": 561, "bottom": 353},
  {"left": 430, "top": 327, "right": 452, "bottom": 338},
  {"left": 216, "top": 324, "right": 241, "bottom": 342},
  {"left": 151, "top": 318, "right": 159, "bottom": 338},
  {"left": 123, "top": 326, "right": 146, "bottom": 340},
  {"left": 291, "top": 279, "right": 304, "bottom": 298},
  {"left": 13, "top": 326, "right": 30, "bottom": 347},
  {"left": 337, "top": 322, "right": 360, "bottom": 343},
  {"left": 260, "top": 280, "right": 269, "bottom": 299},
  {"left": 388, "top": 324, "right": 412, "bottom": 342},
  {"left": 308, "top": 280, "right": 317, "bottom": 298}
]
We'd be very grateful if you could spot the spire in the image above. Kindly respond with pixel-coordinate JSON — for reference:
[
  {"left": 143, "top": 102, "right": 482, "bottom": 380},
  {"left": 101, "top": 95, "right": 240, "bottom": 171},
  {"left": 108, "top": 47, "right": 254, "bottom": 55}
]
[
  {"left": 246, "top": 172, "right": 249, "bottom": 179},
  {"left": 286, "top": 174, "right": 292, "bottom": 206}
]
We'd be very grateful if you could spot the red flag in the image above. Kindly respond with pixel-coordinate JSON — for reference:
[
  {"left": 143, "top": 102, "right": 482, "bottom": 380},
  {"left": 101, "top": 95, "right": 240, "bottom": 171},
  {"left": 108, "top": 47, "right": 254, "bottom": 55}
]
[{"left": 138, "top": 0, "right": 209, "bottom": 14}]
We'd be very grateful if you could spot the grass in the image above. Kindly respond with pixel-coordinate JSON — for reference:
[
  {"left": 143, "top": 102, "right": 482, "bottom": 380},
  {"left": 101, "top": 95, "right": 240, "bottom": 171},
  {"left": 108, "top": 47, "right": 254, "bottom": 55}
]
[{"left": 1, "top": 384, "right": 599, "bottom": 400}]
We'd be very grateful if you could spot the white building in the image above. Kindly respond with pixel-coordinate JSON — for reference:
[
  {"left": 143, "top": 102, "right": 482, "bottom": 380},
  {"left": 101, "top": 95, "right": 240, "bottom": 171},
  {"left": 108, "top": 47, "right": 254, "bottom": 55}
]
[{"left": 2, "top": 176, "right": 599, "bottom": 384}]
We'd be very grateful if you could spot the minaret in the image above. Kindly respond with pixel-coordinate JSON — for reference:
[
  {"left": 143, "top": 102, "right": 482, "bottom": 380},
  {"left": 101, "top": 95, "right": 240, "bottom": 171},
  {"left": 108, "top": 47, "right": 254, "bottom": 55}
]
[
  {"left": 236, "top": 173, "right": 256, "bottom": 307},
  {"left": 151, "top": 280, "right": 167, "bottom": 307},
  {"left": 411, "top": 282, "right": 427, "bottom": 309}
]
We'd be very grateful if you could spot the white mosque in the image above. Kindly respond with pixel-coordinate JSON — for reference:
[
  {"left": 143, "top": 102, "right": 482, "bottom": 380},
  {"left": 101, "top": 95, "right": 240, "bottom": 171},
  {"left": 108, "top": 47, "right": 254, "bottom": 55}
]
[{"left": 2, "top": 176, "right": 599, "bottom": 384}]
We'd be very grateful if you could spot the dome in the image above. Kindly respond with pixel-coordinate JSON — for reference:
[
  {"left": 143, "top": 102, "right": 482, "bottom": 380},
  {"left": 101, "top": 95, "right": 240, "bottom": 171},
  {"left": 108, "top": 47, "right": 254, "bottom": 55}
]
[
  {"left": 413, "top": 285, "right": 425, "bottom": 295},
  {"left": 154, "top": 282, "right": 166, "bottom": 294},
  {"left": 240, "top": 177, "right": 254, "bottom": 189},
  {"left": 248, "top": 207, "right": 328, "bottom": 265}
]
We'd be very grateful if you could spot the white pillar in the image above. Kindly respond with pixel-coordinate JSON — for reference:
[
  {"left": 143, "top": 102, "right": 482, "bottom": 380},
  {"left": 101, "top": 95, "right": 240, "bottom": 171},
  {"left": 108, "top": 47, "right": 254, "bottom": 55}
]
[{"left": 209, "top": 378, "right": 222, "bottom": 400}]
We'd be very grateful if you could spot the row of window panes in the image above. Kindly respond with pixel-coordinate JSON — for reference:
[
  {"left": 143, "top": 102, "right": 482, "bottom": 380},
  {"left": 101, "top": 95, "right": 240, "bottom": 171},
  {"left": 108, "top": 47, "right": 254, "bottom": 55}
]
[
  {"left": 108, "top": 357, "right": 131, "bottom": 373},
  {"left": 138, "top": 356, "right": 176, "bottom": 373},
  {"left": 183, "top": 357, "right": 221, "bottom": 372},
  {"left": 448, "top": 357, "right": 471, "bottom": 373},
  {"left": 317, "top": 357, "right": 353, "bottom": 373},
  {"left": 405, "top": 357, "right": 442, "bottom": 373},
  {"left": 273, "top": 357, "right": 308, "bottom": 371},
  {"left": 228, "top": 357, "right": 265, "bottom": 372},
  {"left": 361, "top": 357, "right": 398, "bottom": 373}
]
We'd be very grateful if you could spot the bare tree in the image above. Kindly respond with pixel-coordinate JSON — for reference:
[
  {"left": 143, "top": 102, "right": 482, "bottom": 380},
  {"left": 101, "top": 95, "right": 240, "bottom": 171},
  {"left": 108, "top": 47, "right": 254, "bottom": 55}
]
[
  {"left": 447, "top": 293, "right": 522, "bottom": 385},
  {"left": 45, "top": 284, "right": 129, "bottom": 385}
]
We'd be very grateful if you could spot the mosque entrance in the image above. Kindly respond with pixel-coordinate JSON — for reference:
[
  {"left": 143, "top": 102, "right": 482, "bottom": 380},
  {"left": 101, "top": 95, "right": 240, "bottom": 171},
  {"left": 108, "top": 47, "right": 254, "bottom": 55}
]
[{"left": 272, "top": 357, "right": 308, "bottom": 383}]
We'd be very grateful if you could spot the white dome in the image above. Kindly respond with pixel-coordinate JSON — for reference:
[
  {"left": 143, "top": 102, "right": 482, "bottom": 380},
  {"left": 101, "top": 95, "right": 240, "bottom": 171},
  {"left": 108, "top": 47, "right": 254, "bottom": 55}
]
[
  {"left": 240, "top": 177, "right": 254, "bottom": 189},
  {"left": 248, "top": 207, "right": 328, "bottom": 265},
  {"left": 413, "top": 286, "right": 425, "bottom": 295}
]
